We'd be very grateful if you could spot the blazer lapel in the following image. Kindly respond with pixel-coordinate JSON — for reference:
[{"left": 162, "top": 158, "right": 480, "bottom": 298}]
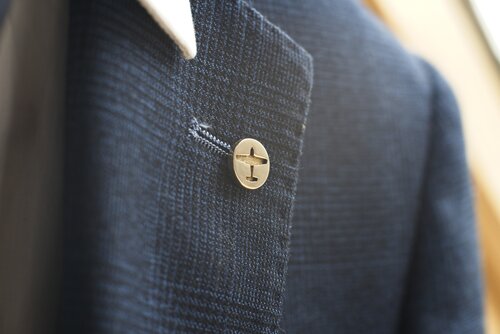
[{"left": 63, "top": 0, "right": 313, "bottom": 332}]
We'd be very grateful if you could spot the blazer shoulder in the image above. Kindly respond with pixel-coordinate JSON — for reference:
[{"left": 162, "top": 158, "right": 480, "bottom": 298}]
[{"left": 418, "top": 58, "right": 462, "bottom": 125}]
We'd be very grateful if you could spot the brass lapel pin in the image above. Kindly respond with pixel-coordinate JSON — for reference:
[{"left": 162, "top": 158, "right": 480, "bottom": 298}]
[{"left": 232, "top": 138, "right": 270, "bottom": 190}]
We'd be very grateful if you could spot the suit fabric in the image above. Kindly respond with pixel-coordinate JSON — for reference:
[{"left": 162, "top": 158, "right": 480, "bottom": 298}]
[{"left": 61, "top": 0, "right": 483, "bottom": 333}]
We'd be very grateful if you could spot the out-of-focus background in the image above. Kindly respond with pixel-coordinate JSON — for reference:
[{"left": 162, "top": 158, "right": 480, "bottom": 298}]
[{"left": 364, "top": 1, "right": 500, "bottom": 333}]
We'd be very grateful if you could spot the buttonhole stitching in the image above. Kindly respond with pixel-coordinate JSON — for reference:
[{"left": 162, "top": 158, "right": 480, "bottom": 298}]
[{"left": 189, "top": 118, "right": 231, "bottom": 156}]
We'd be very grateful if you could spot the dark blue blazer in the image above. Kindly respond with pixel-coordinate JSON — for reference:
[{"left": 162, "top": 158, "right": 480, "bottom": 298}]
[{"left": 62, "top": 0, "right": 484, "bottom": 333}]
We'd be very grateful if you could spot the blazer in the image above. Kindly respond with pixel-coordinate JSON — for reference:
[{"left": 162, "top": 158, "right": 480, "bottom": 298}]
[{"left": 61, "top": 0, "right": 484, "bottom": 333}]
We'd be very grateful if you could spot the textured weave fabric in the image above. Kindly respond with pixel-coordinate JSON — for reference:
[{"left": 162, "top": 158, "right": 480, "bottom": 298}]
[
  {"left": 62, "top": 0, "right": 483, "bottom": 333},
  {"left": 62, "top": 0, "right": 312, "bottom": 333},
  {"left": 253, "top": 1, "right": 483, "bottom": 333}
]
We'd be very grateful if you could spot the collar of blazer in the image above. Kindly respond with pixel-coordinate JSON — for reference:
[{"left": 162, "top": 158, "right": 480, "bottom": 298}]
[{"left": 137, "top": 0, "right": 197, "bottom": 60}]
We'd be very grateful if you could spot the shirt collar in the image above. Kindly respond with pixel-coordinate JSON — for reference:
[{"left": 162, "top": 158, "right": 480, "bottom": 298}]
[{"left": 137, "top": 0, "right": 197, "bottom": 59}]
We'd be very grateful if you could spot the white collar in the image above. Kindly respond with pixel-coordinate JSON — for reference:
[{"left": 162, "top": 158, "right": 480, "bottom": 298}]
[{"left": 137, "top": 0, "right": 197, "bottom": 60}]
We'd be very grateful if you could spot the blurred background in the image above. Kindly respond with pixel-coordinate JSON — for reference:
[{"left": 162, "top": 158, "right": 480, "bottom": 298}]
[{"left": 364, "top": 0, "right": 500, "bottom": 333}]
